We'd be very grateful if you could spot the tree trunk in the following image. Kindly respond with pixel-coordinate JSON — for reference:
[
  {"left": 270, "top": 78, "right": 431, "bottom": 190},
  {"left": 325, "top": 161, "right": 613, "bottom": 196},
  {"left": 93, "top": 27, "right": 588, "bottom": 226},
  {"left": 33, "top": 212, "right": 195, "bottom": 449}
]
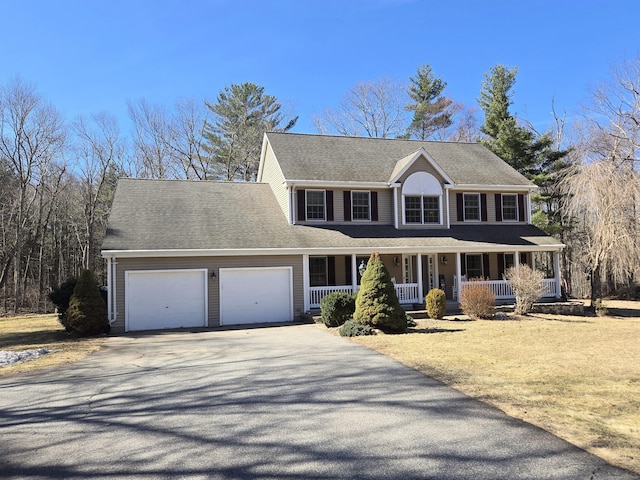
[{"left": 590, "top": 264, "right": 602, "bottom": 305}]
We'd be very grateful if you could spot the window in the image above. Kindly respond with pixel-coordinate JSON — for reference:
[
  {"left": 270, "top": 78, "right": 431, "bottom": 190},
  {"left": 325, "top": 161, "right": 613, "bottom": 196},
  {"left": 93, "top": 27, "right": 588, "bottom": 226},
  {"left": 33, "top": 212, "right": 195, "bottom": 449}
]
[
  {"left": 309, "top": 256, "right": 328, "bottom": 286},
  {"left": 504, "top": 253, "right": 515, "bottom": 270},
  {"left": 306, "top": 190, "right": 325, "bottom": 220},
  {"left": 502, "top": 194, "right": 518, "bottom": 221},
  {"left": 404, "top": 196, "right": 440, "bottom": 224},
  {"left": 463, "top": 194, "right": 480, "bottom": 221},
  {"left": 352, "top": 191, "right": 370, "bottom": 221},
  {"left": 466, "top": 254, "right": 483, "bottom": 279}
]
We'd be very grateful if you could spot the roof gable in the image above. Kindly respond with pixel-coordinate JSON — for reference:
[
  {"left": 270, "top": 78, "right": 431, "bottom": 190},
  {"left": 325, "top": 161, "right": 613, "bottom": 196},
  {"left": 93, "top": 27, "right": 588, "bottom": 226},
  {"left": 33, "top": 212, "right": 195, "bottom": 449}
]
[{"left": 388, "top": 148, "right": 453, "bottom": 185}]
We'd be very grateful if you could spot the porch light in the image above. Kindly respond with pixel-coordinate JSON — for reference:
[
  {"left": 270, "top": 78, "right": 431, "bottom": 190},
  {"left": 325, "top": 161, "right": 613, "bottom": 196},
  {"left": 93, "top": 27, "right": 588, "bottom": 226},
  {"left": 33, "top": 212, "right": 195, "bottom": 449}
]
[
  {"left": 358, "top": 260, "right": 367, "bottom": 277},
  {"left": 440, "top": 255, "right": 448, "bottom": 265}
]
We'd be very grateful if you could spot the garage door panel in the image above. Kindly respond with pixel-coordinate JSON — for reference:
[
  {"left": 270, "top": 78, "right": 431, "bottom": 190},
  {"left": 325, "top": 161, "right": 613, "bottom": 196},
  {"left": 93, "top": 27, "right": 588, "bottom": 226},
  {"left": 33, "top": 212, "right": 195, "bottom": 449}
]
[
  {"left": 126, "top": 270, "right": 207, "bottom": 331},
  {"left": 220, "top": 268, "right": 292, "bottom": 325}
]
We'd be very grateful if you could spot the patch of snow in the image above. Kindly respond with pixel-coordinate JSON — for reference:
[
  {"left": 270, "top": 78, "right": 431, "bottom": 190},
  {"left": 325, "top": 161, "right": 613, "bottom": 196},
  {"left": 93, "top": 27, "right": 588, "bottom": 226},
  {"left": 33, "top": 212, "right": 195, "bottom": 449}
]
[{"left": 0, "top": 348, "right": 50, "bottom": 367}]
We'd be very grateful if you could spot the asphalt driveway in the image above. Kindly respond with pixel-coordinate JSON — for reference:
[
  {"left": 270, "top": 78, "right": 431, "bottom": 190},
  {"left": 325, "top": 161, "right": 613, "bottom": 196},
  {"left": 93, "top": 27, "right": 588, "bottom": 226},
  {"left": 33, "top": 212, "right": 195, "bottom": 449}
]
[{"left": 1, "top": 324, "right": 637, "bottom": 480}]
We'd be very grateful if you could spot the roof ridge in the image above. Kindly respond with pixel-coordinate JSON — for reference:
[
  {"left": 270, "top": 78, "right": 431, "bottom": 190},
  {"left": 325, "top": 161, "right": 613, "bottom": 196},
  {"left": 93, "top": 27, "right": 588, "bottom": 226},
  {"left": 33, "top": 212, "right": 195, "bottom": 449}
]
[{"left": 267, "top": 131, "right": 479, "bottom": 145}]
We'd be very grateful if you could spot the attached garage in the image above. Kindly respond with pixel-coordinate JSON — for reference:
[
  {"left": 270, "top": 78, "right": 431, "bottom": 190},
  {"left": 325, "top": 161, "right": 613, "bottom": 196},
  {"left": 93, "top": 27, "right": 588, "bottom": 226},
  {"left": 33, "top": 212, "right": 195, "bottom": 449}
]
[
  {"left": 220, "top": 267, "right": 293, "bottom": 325},
  {"left": 125, "top": 269, "right": 208, "bottom": 332}
]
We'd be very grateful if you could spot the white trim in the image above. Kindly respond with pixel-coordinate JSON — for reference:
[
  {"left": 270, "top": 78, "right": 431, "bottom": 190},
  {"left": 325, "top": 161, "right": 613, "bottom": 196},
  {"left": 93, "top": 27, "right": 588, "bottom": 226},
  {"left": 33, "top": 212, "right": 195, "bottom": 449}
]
[
  {"left": 107, "top": 257, "right": 113, "bottom": 324},
  {"left": 284, "top": 180, "right": 389, "bottom": 189},
  {"left": 417, "top": 253, "right": 423, "bottom": 300},
  {"left": 303, "top": 255, "right": 310, "bottom": 312},
  {"left": 388, "top": 148, "right": 455, "bottom": 185},
  {"left": 393, "top": 185, "right": 399, "bottom": 229},
  {"left": 124, "top": 268, "right": 208, "bottom": 333},
  {"left": 553, "top": 251, "right": 562, "bottom": 298},
  {"left": 219, "top": 266, "right": 293, "bottom": 325},
  {"left": 445, "top": 189, "right": 450, "bottom": 229},
  {"left": 462, "top": 192, "right": 482, "bottom": 222},
  {"left": 447, "top": 184, "right": 535, "bottom": 191},
  {"left": 256, "top": 134, "right": 269, "bottom": 182},
  {"left": 351, "top": 190, "right": 371, "bottom": 222},
  {"left": 501, "top": 193, "right": 519, "bottom": 222},
  {"left": 402, "top": 194, "right": 444, "bottom": 226},
  {"left": 305, "top": 189, "right": 327, "bottom": 222}
]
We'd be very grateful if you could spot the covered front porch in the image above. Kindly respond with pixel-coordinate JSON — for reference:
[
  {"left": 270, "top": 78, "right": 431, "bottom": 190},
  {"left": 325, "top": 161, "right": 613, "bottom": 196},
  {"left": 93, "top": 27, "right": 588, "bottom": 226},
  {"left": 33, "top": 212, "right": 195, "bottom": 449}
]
[{"left": 304, "top": 250, "right": 563, "bottom": 311}]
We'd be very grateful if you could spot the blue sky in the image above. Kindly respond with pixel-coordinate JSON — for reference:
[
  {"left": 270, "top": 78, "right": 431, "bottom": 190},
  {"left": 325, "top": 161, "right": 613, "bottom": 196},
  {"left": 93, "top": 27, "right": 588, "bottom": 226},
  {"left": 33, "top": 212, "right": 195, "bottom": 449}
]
[{"left": 1, "top": 0, "right": 638, "bottom": 135}]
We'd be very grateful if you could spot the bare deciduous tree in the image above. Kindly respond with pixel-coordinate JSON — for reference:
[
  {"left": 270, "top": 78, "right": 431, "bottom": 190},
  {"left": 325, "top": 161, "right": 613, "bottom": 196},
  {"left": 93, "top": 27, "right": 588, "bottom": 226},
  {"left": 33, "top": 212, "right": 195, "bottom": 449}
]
[{"left": 313, "top": 78, "right": 408, "bottom": 138}]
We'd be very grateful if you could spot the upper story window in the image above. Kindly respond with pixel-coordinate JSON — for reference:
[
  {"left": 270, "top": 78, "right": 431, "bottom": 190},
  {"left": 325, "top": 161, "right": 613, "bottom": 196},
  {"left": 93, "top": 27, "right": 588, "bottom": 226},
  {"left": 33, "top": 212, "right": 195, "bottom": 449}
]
[
  {"left": 306, "top": 190, "right": 326, "bottom": 221},
  {"left": 501, "top": 194, "right": 518, "bottom": 221},
  {"left": 463, "top": 193, "right": 480, "bottom": 221},
  {"left": 352, "top": 191, "right": 371, "bottom": 221},
  {"left": 402, "top": 172, "right": 443, "bottom": 225}
]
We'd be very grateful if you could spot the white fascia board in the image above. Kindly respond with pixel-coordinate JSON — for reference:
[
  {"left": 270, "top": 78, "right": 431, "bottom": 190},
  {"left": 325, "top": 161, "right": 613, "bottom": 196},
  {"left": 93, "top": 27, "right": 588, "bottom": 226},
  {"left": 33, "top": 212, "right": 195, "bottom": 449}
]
[
  {"left": 255, "top": 134, "right": 270, "bottom": 182},
  {"left": 446, "top": 184, "right": 536, "bottom": 191},
  {"left": 388, "top": 148, "right": 455, "bottom": 185},
  {"left": 283, "top": 180, "right": 390, "bottom": 189},
  {"left": 102, "top": 242, "right": 565, "bottom": 259}
]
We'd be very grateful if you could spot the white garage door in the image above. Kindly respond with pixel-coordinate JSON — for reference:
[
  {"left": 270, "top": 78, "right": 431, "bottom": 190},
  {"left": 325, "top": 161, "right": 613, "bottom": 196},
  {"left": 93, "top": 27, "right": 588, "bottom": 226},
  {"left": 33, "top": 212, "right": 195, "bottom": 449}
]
[
  {"left": 125, "top": 269, "right": 208, "bottom": 332},
  {"left": 220, "top": 267, "right": 293, "bottom": 325}
]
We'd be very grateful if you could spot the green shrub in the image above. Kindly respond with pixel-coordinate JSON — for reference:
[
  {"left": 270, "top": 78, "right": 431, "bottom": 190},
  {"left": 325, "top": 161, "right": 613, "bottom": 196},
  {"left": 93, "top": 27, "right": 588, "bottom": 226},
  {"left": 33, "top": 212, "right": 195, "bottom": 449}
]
[
  {"left": 425, "top": 288, "right": 446, "bottom": 319},
  {"left": 353, "top": 252, "right": 407, "bottom": 333},
  {"left": 339, "top": 320, "right": 376, "bottom": 337},
  {"left": 320, "top": 291, "right": 355, "bottom": 327},
  {"left": 460, "top": 279, "right": 495, "bottom": 319},
  {"left": 63, "top": 269, "right": 110, "bottom": 337},
  {"left": 405, "top": 314, "right": 417, "bottom": 327},
  {"left": 48, "top": 277, "right": 77, "bottom": 325}
]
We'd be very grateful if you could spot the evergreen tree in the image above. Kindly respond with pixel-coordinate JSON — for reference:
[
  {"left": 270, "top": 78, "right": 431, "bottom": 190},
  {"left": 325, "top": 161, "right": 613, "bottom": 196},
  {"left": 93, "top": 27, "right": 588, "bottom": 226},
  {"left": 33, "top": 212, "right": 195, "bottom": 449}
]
[
  {"left": 406, "top": 64, "right": 455, "bottom": 140},
  {"left": 63, "top": 269, "right": 109, "bottom": 336},
  {"left": 478, "top": 64, "right": 571, "bottom": 235},
  {"left": 353, "top": 252, "right": 407, "bottom": 333},
  {"left": 204, "top": 82, "right": 297, "bottom": 182}
]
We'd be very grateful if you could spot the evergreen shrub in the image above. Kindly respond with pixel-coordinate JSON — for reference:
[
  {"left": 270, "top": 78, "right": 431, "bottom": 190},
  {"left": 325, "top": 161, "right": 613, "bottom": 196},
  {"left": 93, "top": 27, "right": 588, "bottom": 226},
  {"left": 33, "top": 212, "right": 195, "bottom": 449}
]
[
  {"left": 63, "top": 269, "right": 110, "bottom": 336},
  {"left": 339, "top": 320, "right": 376, "bottom": 337},
  {"left": 425, "top": 288, "right": 446, "bottom": 319},
  {"left": 48, "top": 277, "right": 77, "bottom": 325},
  {"left": 353, "top": 252, "right": 407, "bottom": 333},
  {"left": 320, "top": 291, "right": 355, "bottom": 327}
]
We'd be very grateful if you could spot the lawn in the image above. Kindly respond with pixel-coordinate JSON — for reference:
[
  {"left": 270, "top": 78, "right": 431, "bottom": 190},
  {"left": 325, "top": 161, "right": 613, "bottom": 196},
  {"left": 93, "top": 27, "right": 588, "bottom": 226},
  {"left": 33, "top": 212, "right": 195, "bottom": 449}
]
[
  {"left": 0, "top": 314, "right": 105, "bottom": 376},
  {"left": 349, "top": 300, "right": 640, "bottom": 475}
]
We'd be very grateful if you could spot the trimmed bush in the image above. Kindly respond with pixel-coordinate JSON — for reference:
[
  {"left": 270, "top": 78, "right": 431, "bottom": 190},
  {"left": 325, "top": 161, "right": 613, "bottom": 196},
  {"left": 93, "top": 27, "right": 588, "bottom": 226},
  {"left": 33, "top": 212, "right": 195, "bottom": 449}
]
[
  {"left": 425, "top": 288, "right": 446, "bottom": 319},
  {"left": 460, "top": 279, "right": 495, "bottom": 319},
  {"left": 504, "top": 265, "right": 546, "bottom": 315},
  {"left": 48, "top": 276, "right": 77, "bottom": 324},
  {"left": 339, "top": 320, "right": 376, "bottom": 337},
  {"left": 63, "top": 269, "right": 110, "bottom": 336},
  {"left": 353, "top": 252, "right": 407, "bottom": 333},
  {"left": 320, "top": 291, "right": 355, "bottom": 327}
]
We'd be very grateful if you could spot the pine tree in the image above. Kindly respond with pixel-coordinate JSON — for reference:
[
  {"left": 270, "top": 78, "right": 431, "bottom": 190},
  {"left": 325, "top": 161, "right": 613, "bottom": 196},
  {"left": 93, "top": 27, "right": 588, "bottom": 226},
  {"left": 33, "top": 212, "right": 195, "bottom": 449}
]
[
  {"left": 204, "top": 82, "right": 297, "bottom": 182},
  {"left": 406, "top": 64, "right": 455, "bottom": 140},
  {"left": 353, "top": 252, "right": 407, "bottom": 333},
  {"left": 63, "top": 269, "right": 109, "bottom": 336}
]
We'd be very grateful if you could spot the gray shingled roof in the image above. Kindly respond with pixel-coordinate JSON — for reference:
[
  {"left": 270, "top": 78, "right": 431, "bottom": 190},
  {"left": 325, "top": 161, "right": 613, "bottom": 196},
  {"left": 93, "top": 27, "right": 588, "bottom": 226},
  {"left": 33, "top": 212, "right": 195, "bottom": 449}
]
[
  {"left": 265, "top": 132, "right": 533, "bottom": 186},
  {"left": 103, "top": 178, "right": 560, "bottom": 253}
]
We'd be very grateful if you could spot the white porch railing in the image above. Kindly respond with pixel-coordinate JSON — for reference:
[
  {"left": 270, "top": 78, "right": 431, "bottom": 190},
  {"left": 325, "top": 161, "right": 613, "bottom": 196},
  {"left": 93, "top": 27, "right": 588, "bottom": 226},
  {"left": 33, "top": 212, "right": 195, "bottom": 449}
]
[
  {"left": 459, "top": 278, "right": 558, "bottom": 300},
  {"left": 309, "top": 283, "right": 421, "bottom": 309}
]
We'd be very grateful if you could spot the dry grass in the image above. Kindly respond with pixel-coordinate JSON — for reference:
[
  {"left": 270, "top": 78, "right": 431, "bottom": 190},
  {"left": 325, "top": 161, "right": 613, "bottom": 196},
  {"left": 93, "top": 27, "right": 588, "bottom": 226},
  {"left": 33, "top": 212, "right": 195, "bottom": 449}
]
[
  {"left": 0, "top": 314, "right": 106, "bottom": 376},
  {"left": 350, "top": 300, "right": 640, "bottom": 474}
]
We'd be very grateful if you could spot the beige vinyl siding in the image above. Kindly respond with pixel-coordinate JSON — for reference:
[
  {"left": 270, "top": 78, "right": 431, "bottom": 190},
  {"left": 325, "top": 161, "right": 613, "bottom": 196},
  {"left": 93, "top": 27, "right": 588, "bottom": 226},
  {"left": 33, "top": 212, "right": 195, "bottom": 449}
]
[
  {"left": 449, "top": 191, "right": 528, "bottom": 225},
  {"left": 296, "top": 188, "right": 394, "bottom": 225},
  {"left": 399, "top": 156, "right": 447, "bottom": 182},
  {"left": 260, "top": 142, "right": 290, "bottom": 221},
  {"left": 112, "top": 255, "right": 304, "bottom": 333}
]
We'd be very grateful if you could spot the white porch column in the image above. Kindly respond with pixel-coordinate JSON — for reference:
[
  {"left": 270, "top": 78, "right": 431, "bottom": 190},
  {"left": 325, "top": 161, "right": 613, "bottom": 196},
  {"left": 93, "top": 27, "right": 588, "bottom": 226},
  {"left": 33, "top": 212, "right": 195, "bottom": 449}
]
[
  {"left": 513, "top": 251, "right": 520, "bottom": 266},
  {"left": 107, "top": 257, "right": 112, "bottom": 324},
  {"left": 455, "top": 252, "right": 462, "bottom": 301},
  {"left": 351, "top": 254, "right": 358, "bottom": 292},
  {"left": 416, "top": 253, "right": 423, "bottom": 302},
  {"left": 393, "top": 185, "right": 399, "bottom": 229},
  {"left": 303, "top": 254, "right": 310, "bottom": 312},
  {"left": 553, "top": 251, "right": 562, "bottom": 298}
]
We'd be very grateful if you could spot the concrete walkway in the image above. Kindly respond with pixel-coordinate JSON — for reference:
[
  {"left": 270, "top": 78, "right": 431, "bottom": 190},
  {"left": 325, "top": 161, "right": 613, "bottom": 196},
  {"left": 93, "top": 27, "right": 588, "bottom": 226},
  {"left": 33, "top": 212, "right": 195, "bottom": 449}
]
[{"left": 0, "top": 324, "right": 637, "bottom": 479}]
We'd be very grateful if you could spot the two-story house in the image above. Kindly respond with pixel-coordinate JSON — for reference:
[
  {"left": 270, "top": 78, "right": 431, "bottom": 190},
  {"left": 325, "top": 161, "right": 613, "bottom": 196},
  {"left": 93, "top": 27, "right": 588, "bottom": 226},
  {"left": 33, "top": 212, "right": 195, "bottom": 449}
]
[{"left": 101, "top": 132, "right": 564, "bottom": 332}]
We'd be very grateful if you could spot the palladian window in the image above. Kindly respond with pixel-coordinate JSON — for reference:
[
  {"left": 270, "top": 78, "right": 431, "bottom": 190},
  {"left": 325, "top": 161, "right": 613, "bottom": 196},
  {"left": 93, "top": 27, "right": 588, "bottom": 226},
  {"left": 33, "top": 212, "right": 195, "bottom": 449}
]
[{"left": 402, "top": 172, "right": 443, "bottom": 225}]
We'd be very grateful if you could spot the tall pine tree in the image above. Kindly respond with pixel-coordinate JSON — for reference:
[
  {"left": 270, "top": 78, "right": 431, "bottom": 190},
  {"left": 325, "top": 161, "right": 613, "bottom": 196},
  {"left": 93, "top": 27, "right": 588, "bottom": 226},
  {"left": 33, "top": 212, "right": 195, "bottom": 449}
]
[{"left": 406, "top": 64, "right": 455, "bottom": 140}]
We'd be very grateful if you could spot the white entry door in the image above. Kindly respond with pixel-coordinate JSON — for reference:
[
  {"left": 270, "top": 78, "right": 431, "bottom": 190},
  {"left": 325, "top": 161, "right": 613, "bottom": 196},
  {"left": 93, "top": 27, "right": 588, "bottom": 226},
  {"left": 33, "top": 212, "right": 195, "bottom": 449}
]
[{"left": 219, "top": 267, "right": 293, "bottom": 325}]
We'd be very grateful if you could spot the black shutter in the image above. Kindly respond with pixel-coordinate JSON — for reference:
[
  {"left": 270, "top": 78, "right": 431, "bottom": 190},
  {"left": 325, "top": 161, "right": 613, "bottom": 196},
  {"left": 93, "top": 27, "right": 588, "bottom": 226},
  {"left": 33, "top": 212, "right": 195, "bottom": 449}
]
[
  {"left": 297, "top": 189, "right": 305, "bottom": 221},
  {"left": 345, "top": 256, "right": 352, "bottom": 285},
  {"left": 371, "top": 192, "right": 378, "bottom": 221},
  {"left": 518, "top": 194, "right": 525, "bottom": 222},
  {"left": 456, "top": 193, "right": 463, "bottom": 221},
  {"left": 460, "top": 253, "right": 466, "bottom": 275},
  {"left": 495, "top": 194, "right": 502, "bottom": 222},
  {"left": 326, "top": 191, "right": 334, "bottom": 221},
  {"left": 343, "top": 191, "right": 351, "bottom": 221},
  {"left": 481, "top": 194, "right": 488, "bottom": 221},
  {"left": 498, "top": 254, "right": 505, "bottom": 278},
  {"left": 328, "top": 256, "right": 336, "bottom": 285},
  {"left": 483, "top": 254, "right": 490, "bottom": 279}
]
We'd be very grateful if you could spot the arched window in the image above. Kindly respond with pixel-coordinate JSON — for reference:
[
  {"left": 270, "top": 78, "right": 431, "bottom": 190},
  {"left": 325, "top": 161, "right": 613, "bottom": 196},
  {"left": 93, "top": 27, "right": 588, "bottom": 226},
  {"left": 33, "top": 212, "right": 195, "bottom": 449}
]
[{"left": 402, "top": 172, "right": 443, "bottom": 225}]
